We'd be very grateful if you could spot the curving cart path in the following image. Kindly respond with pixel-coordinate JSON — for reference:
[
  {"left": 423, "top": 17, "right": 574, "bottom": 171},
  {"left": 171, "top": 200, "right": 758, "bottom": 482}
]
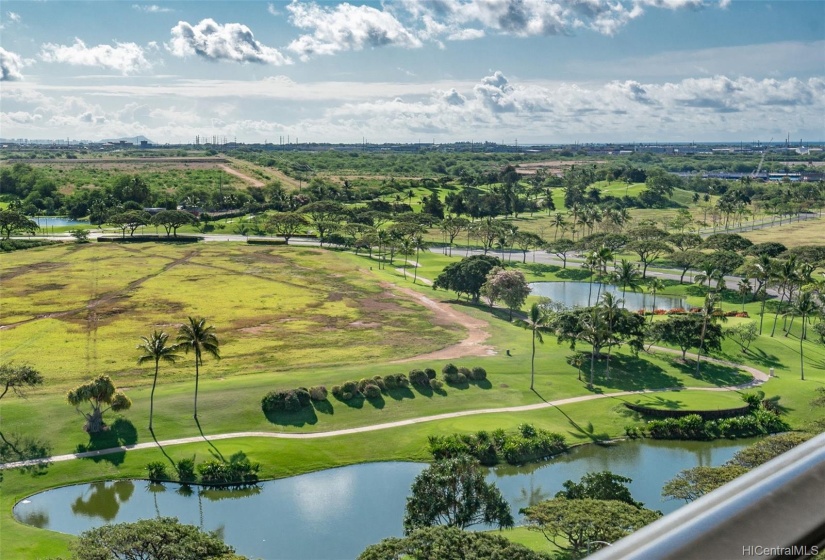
[{"left": 0, "top": 348, "right": 769, "bottom": 471}]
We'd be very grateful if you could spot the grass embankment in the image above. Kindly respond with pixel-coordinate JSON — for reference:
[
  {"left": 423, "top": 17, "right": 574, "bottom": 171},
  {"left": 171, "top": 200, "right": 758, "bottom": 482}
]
[{"left": 2, "top": 243, "right": 824, "bottom": 558}]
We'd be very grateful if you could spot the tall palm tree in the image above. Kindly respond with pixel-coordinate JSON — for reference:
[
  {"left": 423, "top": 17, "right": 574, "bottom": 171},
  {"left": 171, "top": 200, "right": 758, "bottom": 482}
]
[
  {"left": 771, "top": 256, "right": 798, "bottom": 337},
  {"left": 785, "top": 263, "right": 815, "bottom": 336},
  {"left": 738, "top": 279, "right": 752, "bottom": 312},
  {"left": 695, "top": 263, "right": 722, "bottom": 292},
  {"left": 611, "top": 259, "right": 642, "bottom": 309},
  {"left": 749, "top": 255, "right": 773, "bottom": 334},
  {"left": 176, "top": 317, "right": 220, "bottom": 420},
  {"left": 412, "top": 233, "right": 426, "bottom": 284},
  {"left": 584, "top": 252, "right": 600, "bottom": 307},
  {"left": 647, "top": 277, "right": 666, "bottom": 318},
  {"left": 515, "top": 303, "right": 553, "bottom": 391},
  {"left": 695, "top": 294, "right": 726, "bottom": 377},
  {"left": 792, "top": 291, "right": 820, "bottom": 381},
  {"left": 137, "top": 331, "right": 181, "bottom": 432},
  {"left": 551, "top": 213, "right": 566, "bottom": 240},
  {"left": 600, "top": 292, "right": 622, "bottom": 379}
]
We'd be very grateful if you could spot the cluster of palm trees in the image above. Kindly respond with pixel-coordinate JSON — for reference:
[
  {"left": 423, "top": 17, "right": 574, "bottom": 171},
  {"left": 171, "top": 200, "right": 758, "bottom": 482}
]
[{"left": 136, "top": 317, "right": 220, "bottom": 431}]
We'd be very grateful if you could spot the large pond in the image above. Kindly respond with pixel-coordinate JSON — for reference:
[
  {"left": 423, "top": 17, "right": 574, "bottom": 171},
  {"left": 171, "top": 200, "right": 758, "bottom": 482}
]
[
  {"left": 28, "top": 217, "right": 90, "bottom": 228},
  {"left": 14, "top": 439, "right": 752, "bottom": 560},
  {"left": 530, "top": 281, "right": 685, "bottom": 311}
]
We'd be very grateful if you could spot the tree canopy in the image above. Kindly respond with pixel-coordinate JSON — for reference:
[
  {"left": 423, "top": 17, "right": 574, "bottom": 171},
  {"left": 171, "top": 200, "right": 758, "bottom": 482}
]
[
  {"left": 650, "top": 314, "right": 725, "bottom": 360},
  {"left": 481, "top": 266, "right": 531, "bottom": 319},
  {"left": 150, "top": 210, "right": 197, "bottom": 237},
  {"left": 555, "top": 471, "right": 643, "bottom": 508},
  {"left": 0, "top": 209, "right": 38, "bottom": 239},
  {"left": 0, "top": 363, "right": 43, "bottom": 400},
  {"left": 403, "top": 455, "right": 513, "bottom": 533},
  {"left": 66, "top": 376, "right": 131, "bottom": 433},
  {"left": 69, "top": 516, "right": 245, "bottom": 560},
  {"left": 358, "top": 526, "right": 551, "bottom": 560},
  {"left": 433, "top": 255, "right": 502, "bottom": 303}
]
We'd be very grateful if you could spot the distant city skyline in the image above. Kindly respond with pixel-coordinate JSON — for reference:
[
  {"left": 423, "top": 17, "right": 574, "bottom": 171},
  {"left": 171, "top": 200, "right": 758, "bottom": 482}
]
[{"left": 1, "top": 0, "right": 823, "bottom": 144}]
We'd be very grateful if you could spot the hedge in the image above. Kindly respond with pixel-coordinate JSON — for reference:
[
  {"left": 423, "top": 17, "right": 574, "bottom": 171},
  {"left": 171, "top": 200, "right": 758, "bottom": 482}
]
[
  {"left": 623, "top": 402, "right": 752, "bottom": 420},
  {"left": 97, "top": 235, "right": 201, "bottom": 243},
  {"left": 428, "top": 424, "right": 567, "bottom": 466},
  {"left": 246, "top": 238, "right": 287, "bottom": 245}
]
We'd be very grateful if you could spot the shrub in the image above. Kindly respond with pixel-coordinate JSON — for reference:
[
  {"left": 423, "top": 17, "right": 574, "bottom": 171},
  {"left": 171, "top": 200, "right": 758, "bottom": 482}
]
[
  {"left": 146, "top": 461, "right": 168, "bottom": 482},
  {"left": 458, "top": 366, "right": 472, "bottom": 376},
  {"left": 176, "top": 458, "right": 196, "bottom": 483},
  {"left": 445, "top": 371, "right": 467, "bottom": 385},
  {"left": 261, "top": 389, "right": 290, "bottom": 412},
  {"left": 331, "top": 385, "right": 342, "bottom": 397},
  {"left": 384, "top": 375, "right": 398, "bottom": 390},
  {"left": 341, "top": 391, "right": 354, "bottom": 401},
  {"left": 342, "top": 381, "right": 359, "bottom": 396},
  {"left": 424, "top": 368, "right": 437, "bottom": 380},
  {"left": 363, "top": 384, "right": 382, "bottom": 399},
  {"left": 429, "top": 378, "right": 444, "bottom": 391},
  {"left": 295, "top": 388, "right": 311, "bottom": 407},
  {"left": 197, "top": 452, "right": 260, "bottom": 485},
  {"left": 442, "top": 363, "right": 458, "bottom": 376},
  {"left": 309, "top": 386, "right": 328, "bottom": 401},
  {"left": 395, "top": 373, "right": 410, "bottom": 387},
  {"left": 372, "top": 376, "right": 386, "bottom": 391},
  {"left": 281, "top": 392, "right": 300, "bottom": 412},
  {"left": 469, "top": 366, "right": 487, "bottom": 381},
  {"left": 409, "top": 369, "right": 429, "bottom": 386}
]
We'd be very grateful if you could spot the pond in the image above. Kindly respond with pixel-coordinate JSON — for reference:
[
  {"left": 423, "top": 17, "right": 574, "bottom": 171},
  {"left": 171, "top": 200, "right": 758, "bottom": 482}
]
[
  {"left": 530, "top": 281, "right": 685, "bottom": 311},
  {"left": 27, "top": 217, "right": 90, "bottom": 228},
  {"left": 14, "top": 439, "right": 752, "bottom": 560}
]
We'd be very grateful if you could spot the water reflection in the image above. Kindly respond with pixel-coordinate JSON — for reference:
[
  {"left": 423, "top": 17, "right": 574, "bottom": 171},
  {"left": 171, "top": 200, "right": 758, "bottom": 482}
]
[
  {"left": 14, "top": 440, "right": 756, "bottom": 560},
  {"left": 71, "top": 480, "right": 135, "bottom": 521},
  {"left": 529, "top": 282, "right": 685, "bottom": 311}
]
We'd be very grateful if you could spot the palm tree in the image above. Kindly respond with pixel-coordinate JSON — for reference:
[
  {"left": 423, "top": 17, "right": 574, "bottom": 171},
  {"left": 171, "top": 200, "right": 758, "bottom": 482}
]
[
  {"left": 514, "top": 303, "right": 553, "bottom": 391},
  {"left": 695, "top": 294, "right": 726, "bottom": 378},
  {"left": 647, "top": 277, "right": 666, "bottom": 318},
  {"left": 695, "top": 263, "right": 722, "bottom": 292},
  {"left": 737, "top": 279, "right": 752, "bottom": 312},
  {"left": 551, "top": 213, "right": 566, "bottom": 240},
  {"left": 137, "top": 331, "right": 181, "bottom": 432},
  {"left": 792, "top": 291, "right": 820, "bottom": 380},
  {"left": 584, "top": 252, "right": 600, "bottom": 307},
  {"left": 770, "top": 256, "right": 798, "bottom": 337},
  {"left": 412, "top": 233, "right": 426, "bottom": 284},
  {"left": 176, "top": 317, "right": 220, "bottom": 420},
  {"left": 749, "top": 255, "right": 773, "bottom": 334},
  {"left": 611, "top": 259, "right": 642, "bottom": 309},
  {"left": 600, "top": 292, "right": 622, "bottom": 379}
]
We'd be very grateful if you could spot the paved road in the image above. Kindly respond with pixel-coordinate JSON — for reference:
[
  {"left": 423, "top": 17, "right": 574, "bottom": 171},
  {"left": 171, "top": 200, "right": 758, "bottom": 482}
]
[{"left": 0, "top": 348, "right": 768, "bottom": 470}]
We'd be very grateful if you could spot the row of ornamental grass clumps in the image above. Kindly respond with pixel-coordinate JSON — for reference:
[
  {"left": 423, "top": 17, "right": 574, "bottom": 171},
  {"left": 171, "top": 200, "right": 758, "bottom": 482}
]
[
  {"left": 428, "top": 423, "right": 567, "bottom": 466},
  {"left": 623, "top": 402, "right": 752, "bottom": 420},
  {"left": 145, "top": 451, "right": 259, "bottom": 487},
  {"left": 261, "top": 386, "right": 328, "bottom": 413},
  {"left": 625, "top": 410, "right": 789, "bottom": 440}
]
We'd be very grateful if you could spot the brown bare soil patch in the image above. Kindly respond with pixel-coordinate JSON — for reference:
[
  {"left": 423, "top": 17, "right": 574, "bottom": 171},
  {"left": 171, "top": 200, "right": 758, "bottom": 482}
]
[
  {"left": 349, "top": 321, "right": 381, "bottom": 328},
  {"left": 388, "top": 285, "right": 495, "bottom": 363},
  {"left": 516, "top": 159, "right": 606, "bottom": 176},
  {"left": 219, "top": 164, "right": 264, "bottom": 188},
  {"left": 1, "top": 261, "right": 68, "bottom": 281}
]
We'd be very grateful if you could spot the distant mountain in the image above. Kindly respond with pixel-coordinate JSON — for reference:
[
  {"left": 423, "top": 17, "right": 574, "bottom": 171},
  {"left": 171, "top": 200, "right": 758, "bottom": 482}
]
[{"left": 99, "top": 135, "right": 155, "bottom": 144}]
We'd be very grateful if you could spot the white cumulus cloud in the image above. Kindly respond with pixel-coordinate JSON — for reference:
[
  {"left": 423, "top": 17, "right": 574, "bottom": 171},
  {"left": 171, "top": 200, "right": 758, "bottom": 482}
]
[
  {"left": 287, "top": 1, "right": 422, "bottom": 59},
  {"left": 0, "top": 47, "right": 25, "bottom": 81},
  {"left": 168, "top": 19, "right": 291, "bottom": 65},
  {"left": 39, "top": 39, "right": 151, "bottom": 75}
]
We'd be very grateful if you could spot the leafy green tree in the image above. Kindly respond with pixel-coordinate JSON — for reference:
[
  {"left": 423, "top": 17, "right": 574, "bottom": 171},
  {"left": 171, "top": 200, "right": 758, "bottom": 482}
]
[
  {"left": 300, "top": 200, "right": 347, "bottom": 245},
  {"left": 69, "top": 516, "right": 245, "bottom": 560},
  {"left": 522, "top": 498, "right": 661, "bottom": 557},
  {"left": 725, "top": 322, "right": 759, "bottom": 354},
  {"left": 481, "top": 267, "right": 531, "bottom": 320},
  {"left": 137, "top": 331, "right": 181, "bottom": 431},
  {"left": 266, "top": 212, "right": 307, "bottom": 244},
  {"left": 107, "top": 210, "right": 151, "bottom": 238},
  {"left": 727, "top": 432, "right": 811, "bottom": 469},
  {"left": 662, "top": 465, "right": 748, "bottom": 503},
  {"left": 0, "top": 363, "right": 43, "bottom": 400},
  {"left": 439, "top": 216, "right": 469, "bottom": 257},
  {"left": 151, "top": 210, "right": 198, "bottom": 237},
  {"left": 176, "top": 317, "right": 220, "bottom": 420},
  {"left": 555, "top": 471, "right": 643, "bottom": 508},
  {"left": 403, "top": 455, "right": 513, "bottom": 533},
  {"left": 545, "top": 238, "right": 576, "bottom": 268},
  {"left": 515, "top": 303, "right": 554, "bottom": 391},
  {"left": 670, "top": 249, "right": 703, "bottom": 285},
  {"left": 433, "top": 255, "right": 502, "bottom": 303},
  {"left": 627, "top": 239, "right": 671, "bottom": 279},
  {"left": 703, "top": 233, "right": 753, "bottom": 252},
  {"left": 66, "top": 376, "right": 132, "bottom": 433},
  {"left": 469, "top": 217, "right": 504, "bottom": 255},
  {"left": 0, "top": 209, "right": 38, "bottom": 239},
  {"left": 651, "top": 314, "right": 723, "bottom": 361},
  {"left": 358, "top": 526, "right": 551, "bottom": 560}
]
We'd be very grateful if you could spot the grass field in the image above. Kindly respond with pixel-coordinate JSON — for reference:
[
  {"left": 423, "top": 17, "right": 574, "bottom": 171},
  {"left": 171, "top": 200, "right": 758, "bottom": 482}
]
[
  {"left": 2, "top": 241, "right": 824, "bottom": 559},
  {"left": 740, "top": 216, "right": 825, "bottom": 247}
]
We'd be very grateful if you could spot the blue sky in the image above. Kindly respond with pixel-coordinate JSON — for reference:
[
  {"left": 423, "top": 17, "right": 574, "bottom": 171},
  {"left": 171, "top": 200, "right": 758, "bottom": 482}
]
[{"left": 1, "top": 0, "right": 823, "bottom": 144}]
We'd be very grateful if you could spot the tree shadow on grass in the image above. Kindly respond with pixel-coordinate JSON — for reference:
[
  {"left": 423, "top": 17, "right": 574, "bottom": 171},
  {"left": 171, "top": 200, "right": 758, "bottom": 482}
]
[
  {"left": 671, "top": 359, "right": 751, "bottom": 386},
  {"left": 149, "top": 429, "right": 177, "bottom": 471},
  {"left": 0, "top": 431, "right": 52, "bottom": 477},
  {"left": 589, "top": 354, "right": 684, "bottom": 392},
  {"left": 195, "top": 417, "right": 225, "bottom": 462},
  {"left": 624, "top": 394, "right": 686, "bottom": 410},
  {"left": 385, "top": 386, "right": 416, "bottom": 401},
  {"left": 722, "top": 347, "right": 784, "bottom": 371},
  {"left": 550, "top": 405, "right": 611, "bottom": 443},
  {"left": 76, "top": 418, "right": 137, "bottom": 466},
  {"left": 556, "top": 268, "right": 591, "bottom": 281},
  {"left": 313, "top": 399, "right": 334, "bottom": 415},
  {"left": 411, "top": 383, "right": 434, "bottom": 398},
  {"left": 264, "top": 406, "right": 318, "bottom": 427},
  {"left": 522, "top": 263, "right": 561, "bottom": 277},
  {"left": 365, "top": 395, "right": 386, "bottom": 409},
  {"left": 332, "top": 394, "right": 365, "bottom": 409},
  {"left": 444, "top": 380, "right": 470, "bottom": 391}
]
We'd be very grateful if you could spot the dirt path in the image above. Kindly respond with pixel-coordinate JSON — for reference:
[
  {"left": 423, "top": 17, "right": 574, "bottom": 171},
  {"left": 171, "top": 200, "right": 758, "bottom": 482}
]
[
  {"left": 0, "top": 350, "right": 769, "bottom": 470},
  {"left": 219, "top": 164, "right": 265, "bottom": 188},
  {"left": 389, "top": 285, "right": 495, "bottom": 363}
]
